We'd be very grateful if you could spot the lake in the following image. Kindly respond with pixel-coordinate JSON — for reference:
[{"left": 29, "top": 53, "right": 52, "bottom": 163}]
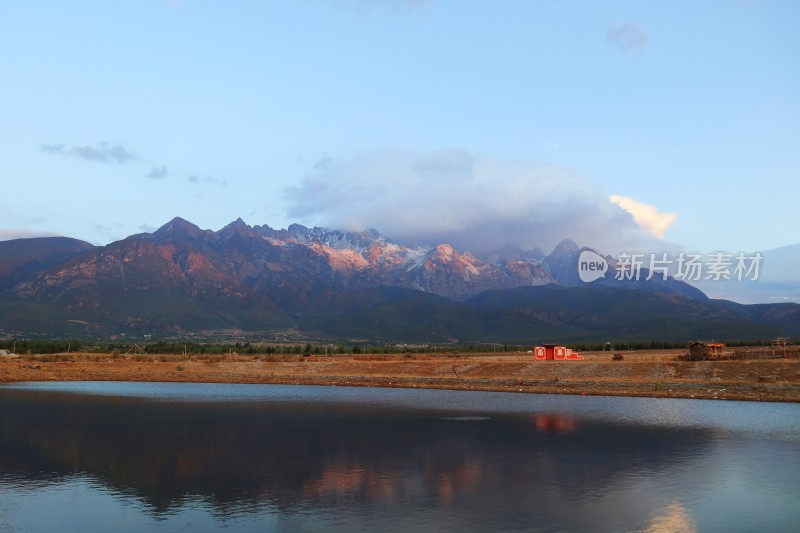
[{"left": 1, "top": 382, "right": 799, "bottom": 532}]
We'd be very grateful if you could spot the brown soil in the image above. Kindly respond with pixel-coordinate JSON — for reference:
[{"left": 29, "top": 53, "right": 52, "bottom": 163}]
[{"left": 2, "top": 350, "right": 799, "bottom": 402}]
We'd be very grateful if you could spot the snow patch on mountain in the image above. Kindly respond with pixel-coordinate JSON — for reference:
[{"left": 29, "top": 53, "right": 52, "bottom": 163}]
[{"left": 310, "top": 243, "right": 370, "bottom": 274}]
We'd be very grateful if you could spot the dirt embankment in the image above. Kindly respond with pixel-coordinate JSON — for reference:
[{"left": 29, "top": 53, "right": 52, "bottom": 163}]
[{"left": 2, "top": 350, "right": 799, "bottom": 402}]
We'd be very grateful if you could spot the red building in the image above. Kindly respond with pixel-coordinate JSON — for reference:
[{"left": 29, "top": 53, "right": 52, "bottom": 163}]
[{"left": 533, "top": 344, "right": 584, "bottom": 361}]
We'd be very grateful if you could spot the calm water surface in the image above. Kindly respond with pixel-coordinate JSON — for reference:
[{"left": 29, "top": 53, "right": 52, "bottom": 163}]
[{"left": 1, "top": 382, "right": 799, "bottom": 532}]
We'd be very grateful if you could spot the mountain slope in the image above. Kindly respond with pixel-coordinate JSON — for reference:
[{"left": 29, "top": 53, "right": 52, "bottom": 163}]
[
  {"left": 465, "top": 285, "right": 793, "bottom": 343},
  {"left": 7, "top": 219, "right": 293, "bottom": 333},
  {"left": 0, "top": 237, "right": 95, "bottom": 289}
]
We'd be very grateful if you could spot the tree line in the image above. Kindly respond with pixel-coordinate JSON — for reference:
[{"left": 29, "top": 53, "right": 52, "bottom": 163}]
[{"left": 1, "top": 338, "right": 793, "bottom": 355}]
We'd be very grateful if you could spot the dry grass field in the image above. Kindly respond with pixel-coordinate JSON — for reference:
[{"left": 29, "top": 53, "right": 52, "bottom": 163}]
[{"left": 2, "top": 349, "right": 799, "bottom": 402}]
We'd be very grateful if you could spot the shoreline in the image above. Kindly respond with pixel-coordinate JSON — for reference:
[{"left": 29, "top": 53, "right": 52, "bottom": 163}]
[{"left": 2, "top": 351, "right": 799, "bottom": 402}]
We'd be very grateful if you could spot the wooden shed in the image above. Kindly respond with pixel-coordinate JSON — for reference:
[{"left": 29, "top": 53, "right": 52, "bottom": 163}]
[{"left": 687, "top": 341, "right": 725, "bottom": 361}]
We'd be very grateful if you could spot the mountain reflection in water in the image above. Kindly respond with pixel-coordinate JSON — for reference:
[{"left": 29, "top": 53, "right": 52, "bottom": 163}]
[{"left": 1, "top": 384, "right": 799, "bottom": 532}]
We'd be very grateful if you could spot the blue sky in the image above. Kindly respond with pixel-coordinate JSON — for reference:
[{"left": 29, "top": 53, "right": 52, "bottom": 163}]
[{"left": 1, "top": 1, "right": 798, "bottom": 259}]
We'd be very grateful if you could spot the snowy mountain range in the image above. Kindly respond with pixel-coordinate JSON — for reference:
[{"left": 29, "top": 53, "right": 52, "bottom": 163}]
[{"left": 0, "top": 217, "right": 796, "bottom": 341}]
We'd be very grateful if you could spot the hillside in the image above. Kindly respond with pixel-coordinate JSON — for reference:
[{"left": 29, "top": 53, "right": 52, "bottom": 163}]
[{"left": 0, "top": 237, "right": 95, "bottom": 288}]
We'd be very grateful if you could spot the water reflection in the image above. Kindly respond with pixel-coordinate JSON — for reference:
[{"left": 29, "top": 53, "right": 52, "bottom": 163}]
[
  {"left": 1, "top": 384, "right": 799, "bottom": 532},
  {"left": 534, "top": 413, "right": 578, "bottom": 434},
  {"left": 638, "top": 501, "right": 697, "bottom": 533}
]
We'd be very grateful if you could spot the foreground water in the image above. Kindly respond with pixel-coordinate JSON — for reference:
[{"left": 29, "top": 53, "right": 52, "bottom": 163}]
[{"left": 1, "top": 383, "right": 799, "bottom": 532}]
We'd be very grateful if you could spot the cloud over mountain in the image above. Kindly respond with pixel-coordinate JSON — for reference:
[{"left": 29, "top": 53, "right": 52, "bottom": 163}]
[
  {"left": 285, "top": 149, "right": 674, "bottom": 254},
  {"left": 610, "top": 195, "right": 676, "bottom": 238},
  {"left": 0, "top": 228, "right": 60, "bottom": 241}
]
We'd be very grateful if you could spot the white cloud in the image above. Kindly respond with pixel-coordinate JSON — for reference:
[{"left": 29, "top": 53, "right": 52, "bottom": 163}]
[
  {"left": 284, "top": 148, "right": 673, "bottom": 255},
  {"left": 188, "top": 174, "right": 228, "bottom": 187},
  {"left": 609, "top": 195, "right": 676, "bottom": 239},
  {"left": 327, "top": 0, "right": 431, "bottom": 16},
  {"left": 606, "top": 21, "right": 650, "bottom": 53},
  {"left": 41, "top": 142, "right": 141, "bottom": 165},
  {"left": 146, "top": 165, "right": 170, "bottom": 180},
  {"left": 0, "top": 228, "right": 60, "bottom": 241}
]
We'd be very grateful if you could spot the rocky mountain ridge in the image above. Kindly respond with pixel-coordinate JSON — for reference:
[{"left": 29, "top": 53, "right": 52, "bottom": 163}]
[
  {"left": 5, "top": 217, "right": 703, "bottom": 302},
  {"left": 2, "top": 217, "right": 791, "bottom": 341}
]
